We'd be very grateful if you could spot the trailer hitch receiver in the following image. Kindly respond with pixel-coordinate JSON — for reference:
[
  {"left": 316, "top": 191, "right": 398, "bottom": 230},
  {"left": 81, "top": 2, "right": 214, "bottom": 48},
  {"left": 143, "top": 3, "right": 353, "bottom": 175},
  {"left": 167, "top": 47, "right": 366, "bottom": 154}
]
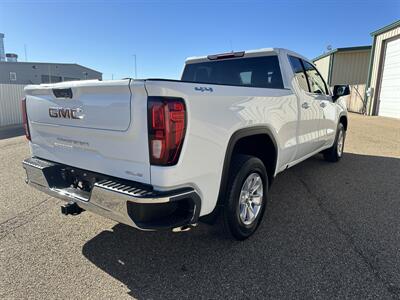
[{"left": 61, "top": 202, "right": 84, "bottom": 216}]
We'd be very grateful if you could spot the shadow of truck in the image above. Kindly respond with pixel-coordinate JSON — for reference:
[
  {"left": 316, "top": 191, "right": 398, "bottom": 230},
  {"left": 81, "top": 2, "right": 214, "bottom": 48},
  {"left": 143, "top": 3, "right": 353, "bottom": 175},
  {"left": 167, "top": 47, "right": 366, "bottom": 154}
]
[{"left": 82, "top": 153, "right": 400, "bottom": 299}]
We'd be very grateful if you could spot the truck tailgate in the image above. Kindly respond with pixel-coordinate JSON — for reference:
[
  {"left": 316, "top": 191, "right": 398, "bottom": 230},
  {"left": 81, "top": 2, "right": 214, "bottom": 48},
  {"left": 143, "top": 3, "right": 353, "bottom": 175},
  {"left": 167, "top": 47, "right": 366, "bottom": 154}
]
[{"left": 25, "top": 79, "right": 151, "bottom": 184}]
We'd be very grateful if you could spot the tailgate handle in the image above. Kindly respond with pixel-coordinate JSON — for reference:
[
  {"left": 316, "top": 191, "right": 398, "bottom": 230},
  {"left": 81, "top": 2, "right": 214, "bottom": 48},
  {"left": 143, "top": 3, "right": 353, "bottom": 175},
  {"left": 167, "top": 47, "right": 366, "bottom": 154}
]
[{"left": 53, "top": 88, "right": 73, "bottom": 99}]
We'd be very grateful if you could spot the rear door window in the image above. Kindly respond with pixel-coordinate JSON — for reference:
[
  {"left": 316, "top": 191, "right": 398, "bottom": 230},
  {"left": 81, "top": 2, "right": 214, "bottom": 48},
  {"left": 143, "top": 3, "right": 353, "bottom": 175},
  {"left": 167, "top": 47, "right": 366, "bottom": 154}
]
[{"left": 182, "top": 56, "right": 284, "bottom": 89}]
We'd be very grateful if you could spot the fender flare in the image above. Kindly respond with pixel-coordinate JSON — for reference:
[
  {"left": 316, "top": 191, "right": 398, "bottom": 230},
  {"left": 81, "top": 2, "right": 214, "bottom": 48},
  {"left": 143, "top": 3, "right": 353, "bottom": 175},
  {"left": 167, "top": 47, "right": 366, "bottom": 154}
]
[{"left": 216, "top": 126, "right": 278, "bottom": 205}]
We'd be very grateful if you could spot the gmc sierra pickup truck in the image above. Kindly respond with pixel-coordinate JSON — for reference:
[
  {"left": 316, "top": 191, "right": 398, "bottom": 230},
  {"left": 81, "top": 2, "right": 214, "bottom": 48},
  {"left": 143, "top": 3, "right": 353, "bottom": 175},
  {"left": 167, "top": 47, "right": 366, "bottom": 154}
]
[{"left": 22, "top": 48, "right": 349, "bottom": 240}]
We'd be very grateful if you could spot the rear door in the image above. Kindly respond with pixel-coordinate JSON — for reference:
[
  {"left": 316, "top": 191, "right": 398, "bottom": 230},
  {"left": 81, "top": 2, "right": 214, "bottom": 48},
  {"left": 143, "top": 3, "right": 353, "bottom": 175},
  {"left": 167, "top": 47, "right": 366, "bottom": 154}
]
[{"left": 288, "top": 56, "right": 324, "bottom": 160}]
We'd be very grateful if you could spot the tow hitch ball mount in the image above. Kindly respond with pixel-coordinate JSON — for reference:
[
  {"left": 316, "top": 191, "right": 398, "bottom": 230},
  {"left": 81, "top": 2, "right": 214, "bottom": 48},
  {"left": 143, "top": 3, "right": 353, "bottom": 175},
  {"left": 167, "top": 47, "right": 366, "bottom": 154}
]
[{"left": 61, "top": 202, "right": 84, "bottom": 216}]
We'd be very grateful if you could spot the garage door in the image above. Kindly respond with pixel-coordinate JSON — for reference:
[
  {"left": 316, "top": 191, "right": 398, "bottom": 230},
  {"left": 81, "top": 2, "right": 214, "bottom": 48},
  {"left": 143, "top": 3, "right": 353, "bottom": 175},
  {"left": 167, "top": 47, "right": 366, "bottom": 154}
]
[{"left": 378, "top": 37, "right": 400, "bottom": 119}]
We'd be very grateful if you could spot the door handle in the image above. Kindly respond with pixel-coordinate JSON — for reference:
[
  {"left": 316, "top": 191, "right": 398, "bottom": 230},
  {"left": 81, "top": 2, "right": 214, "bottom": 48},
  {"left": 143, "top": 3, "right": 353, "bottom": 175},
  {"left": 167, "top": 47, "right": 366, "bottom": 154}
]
[
  {"left": 301, "top": 102, "right": 310, "bottom": 109},
  {"left": 320, "top": 102, "right": 327, "bottom": 108}
]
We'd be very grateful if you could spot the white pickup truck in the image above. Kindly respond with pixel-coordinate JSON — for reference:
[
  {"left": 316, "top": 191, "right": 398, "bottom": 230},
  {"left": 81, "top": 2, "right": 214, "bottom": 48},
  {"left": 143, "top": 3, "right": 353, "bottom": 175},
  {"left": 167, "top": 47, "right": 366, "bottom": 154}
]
[{"left": 22, "top": 48, "right": 349, "bottom": 240}]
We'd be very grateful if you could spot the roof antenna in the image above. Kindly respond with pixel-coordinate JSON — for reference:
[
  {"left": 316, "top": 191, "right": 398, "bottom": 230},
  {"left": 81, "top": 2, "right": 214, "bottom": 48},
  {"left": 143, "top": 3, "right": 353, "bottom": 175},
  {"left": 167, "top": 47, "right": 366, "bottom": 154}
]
[
  {"left": 229, "top": 40, "right": 233, "bottom": 53},
  {"left": 326, "top": 45, "right": 332, "bottom": 52}
]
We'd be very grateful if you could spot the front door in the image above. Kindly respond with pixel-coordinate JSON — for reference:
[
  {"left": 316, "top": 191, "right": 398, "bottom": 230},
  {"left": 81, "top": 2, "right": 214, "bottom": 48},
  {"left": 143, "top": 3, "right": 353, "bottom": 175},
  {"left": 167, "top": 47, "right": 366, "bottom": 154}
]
[
  {"left": 301, "top": 60, "right": 337, "bottom": 147},
  {"left": 288, "top": 56, "right": 324, "bottom": 160}
]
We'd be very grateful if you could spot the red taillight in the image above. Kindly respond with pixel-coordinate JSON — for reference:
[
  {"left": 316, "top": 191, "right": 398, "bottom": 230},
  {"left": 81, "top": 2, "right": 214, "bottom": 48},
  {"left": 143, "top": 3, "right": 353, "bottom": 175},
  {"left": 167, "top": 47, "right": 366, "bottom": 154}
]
[
  {"left": 148, "top": 97, "right": 186, "bottom": 166},
  {"left": 21, "top": 98, "right": 31, "bottom": 141}
]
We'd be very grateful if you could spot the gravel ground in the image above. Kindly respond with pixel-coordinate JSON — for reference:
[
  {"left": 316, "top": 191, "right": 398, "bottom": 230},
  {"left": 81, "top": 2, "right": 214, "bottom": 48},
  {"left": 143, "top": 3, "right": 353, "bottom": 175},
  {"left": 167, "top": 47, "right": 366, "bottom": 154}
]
[{"left": 0, "top": 113, "right": 399, "bottom": 299}]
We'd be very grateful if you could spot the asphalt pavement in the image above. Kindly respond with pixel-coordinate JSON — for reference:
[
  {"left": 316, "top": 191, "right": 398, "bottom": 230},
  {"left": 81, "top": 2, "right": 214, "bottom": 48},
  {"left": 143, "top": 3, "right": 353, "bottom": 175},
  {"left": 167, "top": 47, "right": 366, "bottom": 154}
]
[{"left": 0, "top": 113, "right": 399, "bottom": 299}]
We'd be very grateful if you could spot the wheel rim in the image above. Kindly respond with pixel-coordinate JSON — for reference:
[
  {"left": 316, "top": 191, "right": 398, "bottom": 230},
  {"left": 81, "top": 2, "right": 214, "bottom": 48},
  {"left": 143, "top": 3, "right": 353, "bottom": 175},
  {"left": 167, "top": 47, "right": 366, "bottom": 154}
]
[
  {"left": 337, "top": 130, "right": 344, "bottom": 157},
  {"left": 238, "top": 173, "right": 263, "bottom": 226}
]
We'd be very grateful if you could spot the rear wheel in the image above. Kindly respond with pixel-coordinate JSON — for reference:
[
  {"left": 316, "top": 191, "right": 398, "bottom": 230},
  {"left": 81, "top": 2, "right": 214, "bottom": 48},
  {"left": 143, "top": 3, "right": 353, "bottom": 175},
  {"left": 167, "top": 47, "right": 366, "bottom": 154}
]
[
  {"left": 222, "top": 155, "right": 268, "bottom": 240},
  {"left": 323, "top": 123, "right": 346, "bottom": 162}
]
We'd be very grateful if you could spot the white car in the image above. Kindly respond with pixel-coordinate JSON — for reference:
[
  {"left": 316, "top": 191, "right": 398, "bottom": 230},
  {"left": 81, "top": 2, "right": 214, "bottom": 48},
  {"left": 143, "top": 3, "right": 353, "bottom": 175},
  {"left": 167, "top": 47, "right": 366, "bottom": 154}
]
[{"left": 22, "top": 48, "right": 349, "bottom": 240}]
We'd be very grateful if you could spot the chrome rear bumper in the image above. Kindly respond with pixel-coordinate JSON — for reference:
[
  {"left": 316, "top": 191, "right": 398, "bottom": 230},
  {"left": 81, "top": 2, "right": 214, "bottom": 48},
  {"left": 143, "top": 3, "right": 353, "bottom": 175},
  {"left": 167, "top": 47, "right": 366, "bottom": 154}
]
[{"left": 22, "top": 157, "right": 201, "bottom": 230}]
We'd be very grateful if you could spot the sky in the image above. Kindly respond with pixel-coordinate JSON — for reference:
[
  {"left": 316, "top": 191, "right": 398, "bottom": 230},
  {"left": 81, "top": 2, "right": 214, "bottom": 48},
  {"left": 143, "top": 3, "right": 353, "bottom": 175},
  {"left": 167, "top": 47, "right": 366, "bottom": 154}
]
[{"left": 0, "top": 0, "right": 399, "bottom": 80}]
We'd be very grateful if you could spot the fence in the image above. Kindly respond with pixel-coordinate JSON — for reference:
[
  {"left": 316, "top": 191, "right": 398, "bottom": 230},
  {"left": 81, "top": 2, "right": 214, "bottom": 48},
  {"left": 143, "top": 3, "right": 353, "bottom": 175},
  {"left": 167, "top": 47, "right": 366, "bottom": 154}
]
[{"left": 0, "top": 84, "right": 25, "bottom": 127}]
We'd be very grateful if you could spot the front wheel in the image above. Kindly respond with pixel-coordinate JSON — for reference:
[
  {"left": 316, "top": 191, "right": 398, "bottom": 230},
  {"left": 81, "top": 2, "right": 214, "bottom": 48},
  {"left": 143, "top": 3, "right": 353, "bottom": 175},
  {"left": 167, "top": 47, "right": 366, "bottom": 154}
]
[
  {"left": 323, "top": 123, "right": 346, "bottom": 162},
  {"left": 222, "top": 155, "right": 268, "bottom": 240}
]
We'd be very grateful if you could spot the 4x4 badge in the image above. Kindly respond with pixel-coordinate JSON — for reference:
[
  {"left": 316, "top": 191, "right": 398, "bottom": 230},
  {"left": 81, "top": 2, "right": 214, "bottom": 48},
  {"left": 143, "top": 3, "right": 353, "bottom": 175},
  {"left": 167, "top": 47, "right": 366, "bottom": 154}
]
[{"left": 194, "top": 86, "right": 213, "bottom": 92}]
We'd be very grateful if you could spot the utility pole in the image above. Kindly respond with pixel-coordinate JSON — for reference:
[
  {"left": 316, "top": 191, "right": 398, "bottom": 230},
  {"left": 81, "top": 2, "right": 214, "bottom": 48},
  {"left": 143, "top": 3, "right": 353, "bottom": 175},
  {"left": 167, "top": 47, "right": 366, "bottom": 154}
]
[
  {"left": 24, "top": 44, "right": 28, "bottom": 61},
  {"left": 133, "top": 54, "right": 137, "bottom": 79}
]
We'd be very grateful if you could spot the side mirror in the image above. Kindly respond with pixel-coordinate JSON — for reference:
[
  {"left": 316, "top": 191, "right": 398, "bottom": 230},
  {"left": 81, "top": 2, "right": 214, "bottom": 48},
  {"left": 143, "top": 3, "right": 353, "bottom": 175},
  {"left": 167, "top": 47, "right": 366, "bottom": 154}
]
[{"left": 332, "top": 85, "right": 350, "bottom": 101}]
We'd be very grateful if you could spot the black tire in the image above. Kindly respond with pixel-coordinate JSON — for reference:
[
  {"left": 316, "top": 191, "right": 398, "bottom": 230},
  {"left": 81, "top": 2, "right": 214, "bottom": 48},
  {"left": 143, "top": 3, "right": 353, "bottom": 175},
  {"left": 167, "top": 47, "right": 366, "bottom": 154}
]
[
  {"left": 222, "top": 155, "right": 268, "bottom": 240},
  {"left": 323, "top": 123, "right": 346, "bottom": 162}
]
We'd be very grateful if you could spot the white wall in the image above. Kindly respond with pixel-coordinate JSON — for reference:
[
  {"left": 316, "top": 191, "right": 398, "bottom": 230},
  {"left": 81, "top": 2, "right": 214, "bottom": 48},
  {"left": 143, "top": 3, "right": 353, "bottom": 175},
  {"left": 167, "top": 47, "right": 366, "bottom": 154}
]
[
  {"left": 0, "top": 84, "right": 25, "bottom": 126},
  {"left": 314, "top": 55, "right": 331, "bottom": 83}
]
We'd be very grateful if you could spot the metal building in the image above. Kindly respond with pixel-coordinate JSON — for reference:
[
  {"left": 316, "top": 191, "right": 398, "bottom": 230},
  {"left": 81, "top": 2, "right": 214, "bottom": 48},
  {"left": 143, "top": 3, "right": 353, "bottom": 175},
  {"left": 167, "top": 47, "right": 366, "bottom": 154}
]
[
  {"left": 366, "top": 20, "right": 400, "bottom": 119},
  {"left": 0, "top": 61, "right": 102, "bottom": 85},
  {"left": 313, "top": 46, "right": 371, "bottom": 114},
  {"left": 5, "top": 53, "right": 18, "bottom": 62}
]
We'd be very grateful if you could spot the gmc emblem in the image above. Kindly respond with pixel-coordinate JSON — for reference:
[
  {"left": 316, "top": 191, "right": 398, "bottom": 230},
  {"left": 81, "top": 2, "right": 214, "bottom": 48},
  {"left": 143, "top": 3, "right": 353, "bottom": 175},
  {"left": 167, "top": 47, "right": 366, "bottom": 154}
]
[{"left": 49, "top": 107, "right": 83, "bottom": 119}]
